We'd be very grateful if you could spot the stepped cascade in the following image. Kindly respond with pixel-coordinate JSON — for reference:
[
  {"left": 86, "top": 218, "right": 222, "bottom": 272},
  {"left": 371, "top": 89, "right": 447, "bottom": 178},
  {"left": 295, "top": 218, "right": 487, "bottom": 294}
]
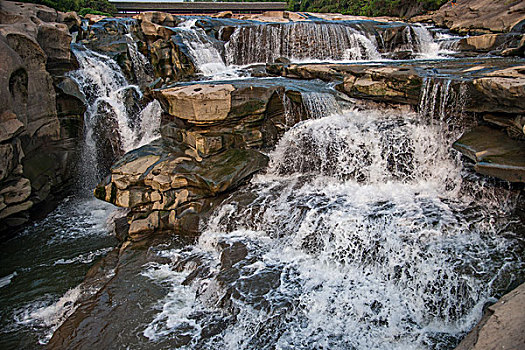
[{"left": 0, "top": 2, "right": 524, "bottom": 350}]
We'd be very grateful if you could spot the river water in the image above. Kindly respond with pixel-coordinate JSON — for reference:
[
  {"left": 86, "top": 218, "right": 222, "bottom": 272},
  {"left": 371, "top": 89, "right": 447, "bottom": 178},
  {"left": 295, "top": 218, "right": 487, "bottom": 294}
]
[{"left": 0, "top": 15, "right": 523, "bottom": 350}]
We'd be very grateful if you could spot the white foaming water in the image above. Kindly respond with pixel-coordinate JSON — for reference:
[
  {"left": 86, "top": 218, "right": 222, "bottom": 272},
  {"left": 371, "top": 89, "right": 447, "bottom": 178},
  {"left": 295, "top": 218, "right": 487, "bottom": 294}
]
[
  {"left": 53, "top": 247, "right": 114, "bottom": 266},
  {"left": 302, "top": 92, "right": 342, "bottom": 119},
  {"left": 69, "top": 47, "right": 162, "bottom": 187},
  {"left": 176, "top": 21, "right": 240, "bottom": 78},
  {"left": 142, "top": 262, "right": 202, "bottom": 342},
  {"left": 225, "top": 22, "right": 380, "bottom": 65},
  {"left": 419, "top": 77, "right": 468, "bottom": 133},
  {"left": 13, "top": 286, "right": 83, "bottom": 344},
  {"left": 125, "top": 33, "right": 154, "bottom": 85},
  {"left": 0, "top": 272, "right": 17, "bottom": 289},
  {"left": 142, "top": 109, "right": 523, "bottom": 349}
]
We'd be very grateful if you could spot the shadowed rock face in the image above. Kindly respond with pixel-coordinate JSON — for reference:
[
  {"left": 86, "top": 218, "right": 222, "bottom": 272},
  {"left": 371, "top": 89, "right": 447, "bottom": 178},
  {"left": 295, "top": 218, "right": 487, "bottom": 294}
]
[{"left": 0, "top": 2, "right": 83, "bottom": 235}]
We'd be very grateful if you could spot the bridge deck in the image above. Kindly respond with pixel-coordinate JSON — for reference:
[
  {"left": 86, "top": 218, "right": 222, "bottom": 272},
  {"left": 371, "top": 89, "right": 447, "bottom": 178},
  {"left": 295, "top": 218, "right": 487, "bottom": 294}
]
[{"left": 111, "top": 1, "right": 288, "bottom": 14}]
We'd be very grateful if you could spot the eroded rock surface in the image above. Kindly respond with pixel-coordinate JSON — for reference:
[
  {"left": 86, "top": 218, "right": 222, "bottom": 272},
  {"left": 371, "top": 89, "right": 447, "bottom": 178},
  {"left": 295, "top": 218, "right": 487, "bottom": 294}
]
[
  {"left": 0, "top": 2, "right": 83, "bottom": 235},
  {"left": 432, "top": 0, "right": 525, "bottom": 34}
]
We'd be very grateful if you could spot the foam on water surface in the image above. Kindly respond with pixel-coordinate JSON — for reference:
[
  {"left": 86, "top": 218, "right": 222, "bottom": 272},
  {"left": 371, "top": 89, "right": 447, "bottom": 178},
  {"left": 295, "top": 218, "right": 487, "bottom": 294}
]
[{"left": 141, "top": 109, "right": 523, "bottom": 349}]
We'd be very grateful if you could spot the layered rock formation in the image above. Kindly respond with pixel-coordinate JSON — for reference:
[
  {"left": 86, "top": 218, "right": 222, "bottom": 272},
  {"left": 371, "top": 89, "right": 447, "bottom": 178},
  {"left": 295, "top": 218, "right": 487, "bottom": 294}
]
[
  {"left": 94, "top": 79, "right": 338, "bottom": 240},
  {"left": 0, "top": 1, "right": 83, "bottom": 235},
  {"left": 432, "top": 0, "right": 525, "bottom": 34}
]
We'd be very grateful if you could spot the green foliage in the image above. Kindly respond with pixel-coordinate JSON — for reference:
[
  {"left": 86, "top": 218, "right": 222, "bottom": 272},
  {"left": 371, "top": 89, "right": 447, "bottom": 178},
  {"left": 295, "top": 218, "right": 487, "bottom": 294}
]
[
  {"left": 295, "top": 0, "right": 447, "bottom": 17},
  {"left": 78, "top": 7, "right": 111, "bottom": 16},
  {"left": 19, "top": 0, "right": 116, "bottom": 15}
]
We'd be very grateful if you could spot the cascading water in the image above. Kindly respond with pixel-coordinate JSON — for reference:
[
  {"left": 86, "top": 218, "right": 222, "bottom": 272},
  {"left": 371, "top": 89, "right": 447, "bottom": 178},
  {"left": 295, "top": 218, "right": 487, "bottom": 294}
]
[
  {"left": 419, "top": 77, "right": 469, "bottom": 133},
  {"left": 176, "top": 19, "right": 240, "bottom": 79},
  {"left": 69, "top": 46, "right": 162, "bottom": 188},
  {"left": 0, "top": 34, "right": 163, "bottom": 348},
  {"left": 225, "top": 22, "right": 381, "bottom": 65},
  {"left": 302, "top": 92, "right": 341, "bottom": 119},
  {"left": 140, "top": 109, "right": 524, "bottom": 349}
]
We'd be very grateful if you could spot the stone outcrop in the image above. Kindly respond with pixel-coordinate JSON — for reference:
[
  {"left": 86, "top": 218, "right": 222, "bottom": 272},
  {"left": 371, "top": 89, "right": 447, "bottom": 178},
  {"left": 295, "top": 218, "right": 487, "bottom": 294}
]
[
  {"left": 455, "top": 33, "right": 525, "bottom": 57},
  {"left": 453, "top": 126, "right": 525, "bottom": 183},
  {"left": 432, "top": 0, "right": 525, "bottom": 34},
  {"left": 0, "top": 1, "right": 84, "bottom": 235},
  {"left": 455, "top": 282, "right": 525, "bottom": 350},
  {"left": 95, "top": 78, "right": 334, "bottom": 239},
  {"left": 95, "top": 140, "right": 268, "bottom": 240}
]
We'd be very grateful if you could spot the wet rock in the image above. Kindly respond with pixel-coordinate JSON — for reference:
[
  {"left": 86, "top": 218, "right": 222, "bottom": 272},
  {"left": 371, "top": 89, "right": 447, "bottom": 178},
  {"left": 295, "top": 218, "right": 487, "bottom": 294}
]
[
  {"left": 470, "top": 65, "right": 525, "bottom": 114},
  {"left": 158, "top": 84, "right": 236, "bottom": 123},
  {"left": 455, "top": 33, "right": 524, "bottom": 54},
  {"left": 0, "top": 2, "right": 80, "bottom": 236},
  {"left": 214, "top": 11, "right": 233, "bottom": 19},
  {"left": 149, "top": 37, "right": 196, "bottom": 81},
  {"left": 456, "top": 282, "right": 525, "bottom": 350},
  {"left": 0, "top": 111, "right": 24, "bottom": 143},
  {"left": 432, "top": 0, "right": 525, "bottom": 34},
  {"left": 453, "top": 126, "right": 525, "bottom": 182},
  {"left": 95, "top": 140, "right": 269, "bottom": 238}
]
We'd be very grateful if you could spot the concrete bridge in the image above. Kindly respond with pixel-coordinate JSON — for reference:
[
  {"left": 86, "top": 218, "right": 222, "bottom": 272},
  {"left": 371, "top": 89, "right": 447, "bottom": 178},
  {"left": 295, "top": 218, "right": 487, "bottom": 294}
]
[{"left": 111, "top": 1, "right": 288, "bottom": 14}]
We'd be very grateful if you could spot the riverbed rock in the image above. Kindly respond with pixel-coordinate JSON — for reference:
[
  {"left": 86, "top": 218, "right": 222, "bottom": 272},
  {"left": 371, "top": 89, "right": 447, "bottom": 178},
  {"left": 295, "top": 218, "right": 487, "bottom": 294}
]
[
  {"left": 456, "top": 282, "right": 525, "bottom": 350},
  {"left": 432, "top": 0, "right": 525, "bottom": 34},
  {"left": 453, "top": 126, "right": 525, "bottom": 182},
  {"left": 159, "top": 84, "right": 236, "bottom": 123},
  {"left": 455, "top": 33, "right": 524, "bottom": 55},
  {"left": 95, "top": 140, "right": 268, "bottom": 239},
  {"left": 0, "top": 2, "right": 82, "bottom": 235},
  {"left": 470, "top": 65, "right": 525, "bottom": 114}
]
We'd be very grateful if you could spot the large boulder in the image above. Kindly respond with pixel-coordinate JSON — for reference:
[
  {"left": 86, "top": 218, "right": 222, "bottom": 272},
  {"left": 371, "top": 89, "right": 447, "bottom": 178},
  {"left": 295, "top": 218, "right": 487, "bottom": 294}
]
[
  {"left": 432, "top": 0, "right": 525, "bottom": 34},
  {"left": 453, "top": 126, "right": 525, "bottom": 183}
]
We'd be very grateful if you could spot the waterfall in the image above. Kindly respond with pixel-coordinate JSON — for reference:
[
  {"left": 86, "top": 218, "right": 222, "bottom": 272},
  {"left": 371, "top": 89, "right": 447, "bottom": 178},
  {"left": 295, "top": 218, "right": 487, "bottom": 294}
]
[
  {"left": 302, "top": 91, "right": 341, "bottom": 119},
  {"left": 225, "top": 22, "right": 380, "bottom": 65},
  {"left": 418, "top": 77, "right": 468, "bottom": 128},
  {"left": 69, "top": 47, "right": 161, "bottom": 189},
  {"left": 125, "top": 33, "right": 154, "bottom": 85},
  {"left": 394, "top": 24, "right": 445, "bottom": 59},
  {"left": 175, "top": 21, "right": 238, "bottom": 78},
  {"left": 141, "top": 109, "right": 524, "bottom": 349}
]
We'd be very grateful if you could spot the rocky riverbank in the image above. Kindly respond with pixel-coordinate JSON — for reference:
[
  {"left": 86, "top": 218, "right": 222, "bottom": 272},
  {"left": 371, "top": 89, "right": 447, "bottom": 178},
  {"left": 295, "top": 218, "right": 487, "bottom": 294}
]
[{"left": 0, "top": 1, "right": 85, "bottom": 235}]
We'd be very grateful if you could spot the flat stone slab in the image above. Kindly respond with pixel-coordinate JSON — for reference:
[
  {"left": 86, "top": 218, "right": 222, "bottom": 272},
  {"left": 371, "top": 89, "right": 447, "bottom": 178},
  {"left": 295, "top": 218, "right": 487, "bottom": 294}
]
[{"left": 453, "top": 126, "right": 525, "bottom": 182}]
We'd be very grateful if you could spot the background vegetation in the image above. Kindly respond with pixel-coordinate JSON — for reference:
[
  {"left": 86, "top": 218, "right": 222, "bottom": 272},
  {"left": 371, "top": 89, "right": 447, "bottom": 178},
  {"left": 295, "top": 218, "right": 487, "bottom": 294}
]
[
  {"left": 22, "top": 0, "right": 448, "bottom": 18},
  {"left": 19, "top": 0, "right": 116, "bottom": 15},
  {"left": 289, "top": 0, "right": 448, "bottom": 17}
]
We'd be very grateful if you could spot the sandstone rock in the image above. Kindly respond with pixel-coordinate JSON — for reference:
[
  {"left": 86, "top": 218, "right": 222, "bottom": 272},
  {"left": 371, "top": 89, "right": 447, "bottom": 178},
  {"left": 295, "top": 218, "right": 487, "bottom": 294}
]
[
  {"left": 432, "top": 0, "right": 525, "bottom": 34},
  {"left": 453, "top": 126, "right": 525, "bottom": 182},
  {"left": 128, "top": 211, "right": 159, "bottom": 239},
  {"left": 471, "top": 75, "right": 525, "bottom": 114},
  {"left": 214, "top": 11, "right": 233, "bottom": 19},
  {"left": 455, "top": 33, "right": 523, "bottom": 53},
  {"left": 149, "top": 37, "right": 196, "bottom": 81},
  {"left": 95, "top": 140, "right": 268, "bottom": 237},
  {"left": 0, "top": 111, "right": 24, "bottom": 142},
  {"left": 0, "top": 177, "right": 31, "bottom": 204},
  {"left": 84, "top": 14, "right": 106, "bottom": 24},
  {"left": 456, "top": 282, "right": 525, "bottom": 350},
  {"left": 158, "top": 84, "right": 235, "bottom": 123},
  {"left": 0, "top": 200, "right": 33, "bottom": 220}
]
